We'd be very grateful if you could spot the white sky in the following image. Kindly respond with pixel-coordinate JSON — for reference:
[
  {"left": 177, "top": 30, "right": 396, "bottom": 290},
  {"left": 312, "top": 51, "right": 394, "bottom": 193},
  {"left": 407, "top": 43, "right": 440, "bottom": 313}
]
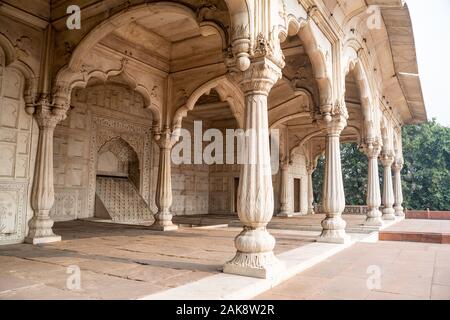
[{"left": 406, "top": 0, "right": 450, "bottom": 127}]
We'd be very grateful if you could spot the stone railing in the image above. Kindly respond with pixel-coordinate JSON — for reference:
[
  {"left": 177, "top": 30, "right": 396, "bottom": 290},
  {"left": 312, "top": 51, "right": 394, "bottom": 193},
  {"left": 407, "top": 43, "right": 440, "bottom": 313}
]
[{"left": 315, "top": 205, "right": 368, "bottom": 215}]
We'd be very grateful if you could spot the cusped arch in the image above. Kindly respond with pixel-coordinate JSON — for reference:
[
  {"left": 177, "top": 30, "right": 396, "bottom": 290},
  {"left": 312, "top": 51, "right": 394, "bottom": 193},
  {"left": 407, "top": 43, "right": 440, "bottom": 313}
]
[
  {"left": 343, "top": 41, "right": 379, "bottom": 140},
  {"left": 56, "top": 60, "right": 161, "bottom": 129},
  {"left": 0, "top": 32, "right": 37, "bottom": 111},
  {"left": 98, "top": 136, "right": 140, "bottom": 164},
  {"left": 172, "top": 75, "right": 245, "bottom": 129},
  {"left": 279, "top": 18, "right": 333, "bottom": 107}
]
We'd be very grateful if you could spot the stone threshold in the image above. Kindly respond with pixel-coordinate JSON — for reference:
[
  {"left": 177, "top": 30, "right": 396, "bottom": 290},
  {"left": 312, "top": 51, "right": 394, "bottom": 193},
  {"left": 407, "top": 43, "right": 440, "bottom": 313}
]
[
  {"left": 379, "top": 231, "right": 450, "bottom": 244},
  {"left": 229, "top": 216, "right": 402, "bottom": 234},
  {"left": 405, "top": 211, "right": 450, "bottom": 220},
  {"left": 138, "top": 230, "right": 382, "bottom": 300}
]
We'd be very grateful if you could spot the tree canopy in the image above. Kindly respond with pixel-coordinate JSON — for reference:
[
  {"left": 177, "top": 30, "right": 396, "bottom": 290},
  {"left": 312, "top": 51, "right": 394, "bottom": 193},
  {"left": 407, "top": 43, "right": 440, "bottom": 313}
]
[{"left": 312, "top": 120, "right": 450, "bottom": 210}]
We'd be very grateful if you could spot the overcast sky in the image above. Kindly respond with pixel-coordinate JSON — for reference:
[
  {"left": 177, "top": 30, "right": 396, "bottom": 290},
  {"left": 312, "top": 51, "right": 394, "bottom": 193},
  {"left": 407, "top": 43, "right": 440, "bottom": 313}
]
[{"left": 406, "top": 0, "right": 450, "bottom": 127}]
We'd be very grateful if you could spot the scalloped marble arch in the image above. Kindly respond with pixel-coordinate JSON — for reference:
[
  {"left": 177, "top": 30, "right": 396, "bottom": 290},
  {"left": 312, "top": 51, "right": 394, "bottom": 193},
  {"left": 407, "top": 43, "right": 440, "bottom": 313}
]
[
  {"left": 0, "top": 32, "right": 37, "bottom": 112},
  {"left": 171, "top": 75, "right": 245, "bottom": 130},
  {"left": 55, "top": 60, "right": 161, "bottom": 129},
  {"left": 98, "top": 136, "right": 140, "bottom": 164},
  {"left": 268, "top": 85, "right": 314, "bottom": 130},
  {"left": 54, "top": 1, "right": 244, "bottom": 131},
  {"left": 288, "top": 124, "right": 362, "bottom": 161},
  {"left": 278, "top": 14, "right": 333, "bottom": 108},
  {"left": 343, "top": 39, "right": 380, "bottom": 141}
]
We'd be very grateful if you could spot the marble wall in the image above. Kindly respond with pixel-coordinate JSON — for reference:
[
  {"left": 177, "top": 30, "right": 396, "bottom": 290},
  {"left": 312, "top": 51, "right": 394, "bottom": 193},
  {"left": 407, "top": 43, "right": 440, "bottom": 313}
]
[
  {"left": 0, "top": 66, "right": 38, "bottom": 244},
  {"left": 51, "top": 81, "right": 154, "bottom": 221}
]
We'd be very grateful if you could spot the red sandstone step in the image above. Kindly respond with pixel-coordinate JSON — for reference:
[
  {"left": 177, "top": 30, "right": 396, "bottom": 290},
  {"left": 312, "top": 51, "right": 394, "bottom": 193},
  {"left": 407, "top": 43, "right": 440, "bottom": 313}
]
[
  {"left": 379, "top": 231, "right": 450, "bottom": 244},
  {"left": 405, "top": 211, "right": 450, "bottom": 220}
]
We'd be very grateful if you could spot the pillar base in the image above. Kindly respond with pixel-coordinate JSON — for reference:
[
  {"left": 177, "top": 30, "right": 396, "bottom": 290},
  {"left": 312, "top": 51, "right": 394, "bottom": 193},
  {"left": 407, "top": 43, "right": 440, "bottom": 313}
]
[
  {"left": 364, "top": 217, "right": 384, "bottom": 227},
  {"left": 25, "top": 235, "right": 61, "bottom": 245},
  {"left": 223, "top": 253, "right": 285, "bottom": 279},
  {"left": 148, "top": 224, "right": 178, "bottom": 231},
  {"left": 317, "top": 230, "right": 351, "bottom": 244},
  {"left": 276, "top": 212, "right": 293, "bottom": 218},
  {"left": 395, "top": 210, "right": 405, "bottom": 218},
  {"left": 382, "top": 214, "right": 396, "bottom": 221}
]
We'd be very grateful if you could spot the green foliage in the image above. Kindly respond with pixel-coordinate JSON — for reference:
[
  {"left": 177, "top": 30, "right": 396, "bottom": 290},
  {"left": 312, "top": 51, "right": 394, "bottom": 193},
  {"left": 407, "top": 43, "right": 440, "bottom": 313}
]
[
  {"left": 312, "top": 119, "right": 450, "bottom": 210},
  {"left": 402, "top": 119, "right": 450, "bottom": 210},
  {"left": 313, "top": 143, "right": 367, "bottom": 205}
]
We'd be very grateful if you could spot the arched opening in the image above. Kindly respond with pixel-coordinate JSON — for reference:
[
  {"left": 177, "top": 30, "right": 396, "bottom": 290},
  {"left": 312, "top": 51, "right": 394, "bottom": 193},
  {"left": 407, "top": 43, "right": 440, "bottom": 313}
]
[
  {"left": 51, "top": 76, "right": 155, "bottom": 223},
  {"left": 265, "top": 31, "right": 325, "bottom": 217},
  {"left": 51, "top": 1, "right": 239, "bottom": 227},
  {"left": 171, "top": 88, "right": 241, "bottom": 218},
  {"left": 97, "top": 137, "right": 140, "bottom": 187}
]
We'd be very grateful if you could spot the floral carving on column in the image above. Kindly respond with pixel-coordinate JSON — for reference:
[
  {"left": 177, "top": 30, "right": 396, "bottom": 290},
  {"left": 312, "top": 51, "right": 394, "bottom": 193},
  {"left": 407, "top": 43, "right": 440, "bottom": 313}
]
[
  {"left": 317, "top": 102, "right": 350, "bottom": 244},
  {"left": 223, "top": 58, "right": 284, "bottom": 279}
]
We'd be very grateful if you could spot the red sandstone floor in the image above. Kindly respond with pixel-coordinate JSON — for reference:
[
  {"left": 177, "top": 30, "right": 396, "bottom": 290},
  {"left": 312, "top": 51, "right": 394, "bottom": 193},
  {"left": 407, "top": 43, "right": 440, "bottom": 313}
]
[{"left": 256, "top": 241, "right": 450, "bottom": 300}]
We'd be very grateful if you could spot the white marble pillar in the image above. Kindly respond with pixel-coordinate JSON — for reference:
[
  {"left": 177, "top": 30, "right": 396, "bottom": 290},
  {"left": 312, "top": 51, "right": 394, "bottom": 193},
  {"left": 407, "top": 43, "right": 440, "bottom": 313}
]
[
  {"left": 306, "top": 165, "right": 315, "bottom": 215},
  {"left": 223, "top": 60, "right": 284, "bottom": 279},
  {"left": 393, "top": 158, "right": 405, "bottom": 218},
  {"left": 150, "top": 129, "right": 178, "bottom": 231},
  {"left": 381, "top": 153, "right": 396, "bottom": 220},
  {"left": 317, "top": 118, "right": 350, "bottom": 244},
  {"left": 25, "top": 104, "right": 65, "bottom": 244},
  {"left": 363, "top": 142, "right": 383, "bottom": 226},
  {"left": 277, "top": 161, "right": 292, "bottom": 217}
]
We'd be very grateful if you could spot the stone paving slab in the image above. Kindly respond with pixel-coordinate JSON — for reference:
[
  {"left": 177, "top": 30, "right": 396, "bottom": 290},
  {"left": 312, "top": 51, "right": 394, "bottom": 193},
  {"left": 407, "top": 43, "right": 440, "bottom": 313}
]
[
  {"left": 0, "top": 220, "right": 313, "bottom": 300},
  {"left": 256, "top": 241, "right": 450, "bottom": 300},
  {"left": 139, "top": 232, "right": 376, "bottom": 300}
]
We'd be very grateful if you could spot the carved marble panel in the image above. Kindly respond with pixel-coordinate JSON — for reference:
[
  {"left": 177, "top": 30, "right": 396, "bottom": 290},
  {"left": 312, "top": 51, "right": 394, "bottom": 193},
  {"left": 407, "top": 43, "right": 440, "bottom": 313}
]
[{"left": 0, "top": 182, "right": 27, "bottom": 244}]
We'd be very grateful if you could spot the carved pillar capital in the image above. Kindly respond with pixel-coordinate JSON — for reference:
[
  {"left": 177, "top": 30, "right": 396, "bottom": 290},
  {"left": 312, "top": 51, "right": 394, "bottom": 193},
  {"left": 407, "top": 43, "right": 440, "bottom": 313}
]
[
  {"left": 153, "top": 127, "right": 180, "bottom": 149},
  {"left": 392, "top": 158, "right": 404, "bottom": 172},
  {"left": 362, "top": 141, "right": 382, "bottom": 159},
  {"left": 318, "top": 115, "right": 347, "bottom": 136},
  {"left": 319, "top": 98, "right": 349, "bottom": 125},
  {"left": 33, "top": 106, "right": 66, "bottom": 129},
  {"left": 280, "top": 159, "right": 290, "bottom": 171},
  {"left": 231, "top": 58, "right": 282, "bottom": 96},
  {"left": 380, "top": 152, "right": 395, "bottom": 167}
]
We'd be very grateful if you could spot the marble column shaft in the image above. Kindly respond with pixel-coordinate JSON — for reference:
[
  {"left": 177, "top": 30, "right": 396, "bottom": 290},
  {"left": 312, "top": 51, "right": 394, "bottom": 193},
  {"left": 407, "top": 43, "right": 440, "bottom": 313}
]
[
  {"left": 381, "top": 153, "right": 396, "bottom": 220},
  {"left": 363, "top": 142, "right": 383, "bottom": 226},
  {"left": 393, "top": 159, "right": 405, "bottom": 217},
  {"left": 317, "top": 117, "right": 350, "bottom": 244},
  {"left": 26, "top": 105, "right": 65, "bottom": 244},
  {"left": 151, "top": 130, "right": 178, "bottom": 231},
  {"left": 223, "top": 59, "right": 284, "bottom": 279},
  {"left": 277, "top": 161, "right": 291, "bottom": 217},
  {"left": 306, "top": 165, "right": 315, "bottom": 215}
]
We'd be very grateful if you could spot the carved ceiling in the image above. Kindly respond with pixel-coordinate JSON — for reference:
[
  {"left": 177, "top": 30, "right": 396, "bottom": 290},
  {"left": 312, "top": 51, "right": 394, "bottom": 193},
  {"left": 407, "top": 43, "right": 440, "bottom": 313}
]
[{"left": 98, "top": 1, "right": 228, "bottom": 73}]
